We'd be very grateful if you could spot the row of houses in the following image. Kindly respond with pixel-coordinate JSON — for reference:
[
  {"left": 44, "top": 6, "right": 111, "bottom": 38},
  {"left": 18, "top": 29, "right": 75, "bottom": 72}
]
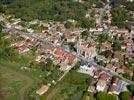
[
  {"left": 36, "top": 44, "right": 77, "bottom": 71},
  {"left": 78, "top": 64, "right": 128, "bottom": 95},
  {"left": 10, "top": 41, "right": 30, "bottom": 54}
]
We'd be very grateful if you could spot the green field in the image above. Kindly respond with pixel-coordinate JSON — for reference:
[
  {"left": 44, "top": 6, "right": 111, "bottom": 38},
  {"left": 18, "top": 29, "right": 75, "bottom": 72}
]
[
  {"left": 0, "top": 53, "right": 62, "bottom": 99},
  {"left": 0, "top": 34, "right": 63, "bottom": 99},
  {"left": 41, "top": 71, "right": 92, "bottom": 100},
  {"left": 0, "top": 66, "right": 26, "bottom": 100}
]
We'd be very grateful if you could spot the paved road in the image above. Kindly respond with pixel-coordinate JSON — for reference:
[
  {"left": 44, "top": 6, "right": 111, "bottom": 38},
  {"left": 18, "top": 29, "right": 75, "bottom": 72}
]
[
  {"left": 0, "top": 66, "right": 34, "bottom": 100},
  {"left": 17, "top": 27, "right": 134, "bottom": 84},
  {"left": 99, "top": 0, "right": 112, "bottom": 25},
  {"left": 3, "top": 23, "right": 134, "bottom": 84}
]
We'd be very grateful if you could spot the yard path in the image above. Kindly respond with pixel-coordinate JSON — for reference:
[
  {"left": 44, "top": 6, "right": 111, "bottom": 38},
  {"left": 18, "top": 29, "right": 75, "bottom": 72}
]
[{"left": 0, "top": 66, "right": 34, "bottom": 100}]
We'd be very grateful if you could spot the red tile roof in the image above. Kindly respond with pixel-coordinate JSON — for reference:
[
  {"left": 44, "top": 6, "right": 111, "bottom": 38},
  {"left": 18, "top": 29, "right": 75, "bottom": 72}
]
[
  {"left": 99, "top": 73, "right": 109, "bottom": 81},
  {"left": 54, "top": 48, "right": 64, "bottom": 56},
  {"left": 108, "top": 84, "right": 117, "bottom": 92},
  {"left": 18, "top": 44, "right": 27, "bottom": 51},
  {"left": 113, "top": 77, "right": 120, "bottom": 86},
  {"left": 42, "top": 44, "right": 53, "bottom": 50},
  {"left": 107, "top": 64, "right": 116, "bottom": 71},
  {"left": 66, "top": 53, "right": 76, "bottom": 63},
  {"left": 113, "top": 51, "right": 121, "bottom": 59},
  {"left": 36, "top": 85, "right": 49, "bottom": 95},
  {"left": 94, "top": 70, "right": 101, "bottom": 77},
  {"left": 100, "top": 42, "right": 112, "bottom": 51},
  {"left": 59, "top": 56, "right": 66, "bottom": 62}
]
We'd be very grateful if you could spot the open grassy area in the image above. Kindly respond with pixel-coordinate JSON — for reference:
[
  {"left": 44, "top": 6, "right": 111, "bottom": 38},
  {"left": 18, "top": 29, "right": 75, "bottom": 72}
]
[
  {"left": 41, "top": 70, "right": 92, "bottom": 100},
  {"left": 0, "top": 66, "right": 26, "bottom": 100},
  {"left": 82, "top": 92, "right": 96, "bottom": 100},
  {"left": 0, "top": 53, "right": 62, "bottom": 99}
]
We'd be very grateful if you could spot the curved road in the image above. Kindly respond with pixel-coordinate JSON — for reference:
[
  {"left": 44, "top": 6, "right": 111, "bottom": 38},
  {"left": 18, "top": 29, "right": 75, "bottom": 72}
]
[{"left": 0, "top": 66, "right": 34, "bottom": 100}]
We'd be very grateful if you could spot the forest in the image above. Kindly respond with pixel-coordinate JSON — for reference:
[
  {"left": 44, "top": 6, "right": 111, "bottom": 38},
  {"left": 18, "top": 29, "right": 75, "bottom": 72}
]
[{"left": 0, "top": 0, "right": 100, "bottom": 29}]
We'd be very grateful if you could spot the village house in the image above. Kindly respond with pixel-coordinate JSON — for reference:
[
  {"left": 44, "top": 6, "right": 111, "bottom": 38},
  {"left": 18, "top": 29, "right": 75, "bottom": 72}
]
[
  {"left": 29, "top": 19, "right": 39, "bottom": 25},
  {"left": 115, "top": 65, "right": 126, "bottom": 74},
  {"left": 78, "top": 65, "right": 96, "bottom": 76},
  {"left": 89, "top": 28, "right": 103, "bottom": 33},
  {"left": 108, "top": 77, "right": 121, "bottom": 95},
  {"left": 42, "top": 44, "right": 53, "bottom": 52},
  {"left": 112, "top": 51, "right": 121, "bottom": 62},
  {"left": 10, "top": 41, "right": 30, "bottom": 54},
  {"left": 54, "top": 48, "right": 64, "bottom": 57},
  {"left": 60, "top": 61, "right": 70, "bottom": 71},
  {"left": 95, "top": 55, "right": 106, "bottom": 62},
  {"left": 59, "top": 53, "right": 77, "bottom": 71},
  {"left": 106, "top": 64, "right": 117, "bottom": 72},
  {"left": 108, "top": 77, "right": 128, "bottom": 95},
  {"left": 66, "top": 35, "right": 76, "bottom": 43},
  {"left": 100, "top": 42, "right": 112, "bottom": 52},
  {"left": 30, "top": 39, "right": 39, "bottom": 46},
  {"left": 77, "top": 42, "right": 97, "bottom": 60},
  {"left": 35, "top": 55, "right": 45, "bottom": 63},
  {"left": 88, "top": 85, "right": 96, "bottom": 93},
  {"left": 18, "top": 44, "right": 30, "bottom": 54},
  {"left": 71, "top": 28, "right": 85, "bottom": 35},
  {"left": 66, "top": 53, "right": 77, "bottom": 64},
  {"left": 52, "top": 47, "right": 77, "bottom": 71},
  {"left": 93, "top": 69, "right": 102, "bottom": 78},
  {"left": 0, "top": 15, "right": 5, "bottom": 21},
  {"left": 21, "top": 34, "right": 30, "bottom": 40},
  {"left": 96, "top": 73, "right": 110, "bottom": 92},
  {"left": 15, "top": 25, "right": 24, "bottom": 30},
  {"left": 27, "top": 28, "right": 34, "bottom": 33},
  {"left": 51, "top": 35, "right": 62, "bottom": 46},
  {"left": 36, "top": 85, "right": 49, "bottom": 95}
]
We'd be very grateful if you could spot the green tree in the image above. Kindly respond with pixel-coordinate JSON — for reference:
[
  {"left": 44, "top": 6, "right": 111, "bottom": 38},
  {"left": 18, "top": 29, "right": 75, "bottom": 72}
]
[
  {"left": 79, "top": 18, "right": 92, "bottom": 30},
  {"left": 0, "top": 27, "right": 4, "bottom": 39},
  {"left": 72, "top": 61, "right": 81, "bottom": 70},
  {"left": 120, "top": 91, "right": 132, "bottom": 100},
  {"left": 97, "top": 34, "right": 112, "bottom": 43},
  {"left": 123, "top": 73, "right": 132, "bottom": 81},
  {"left": 0, "top": 73, "right": 4, "bottom": 100},
  {"left": 97, "top": 60, "right": 106, "bottom": 67},
  {"left": 1, "top": 0, "right": 97, "bottom": 29},
  {"left": 81, "top": 30, "right": 89, "bottom": 39},
  {"left": 64, "top": 21, "right": 73, "bottom": 29},
  {"left": 82, "top": 92, "right": 95, "bottom": 100},
  {"left": 113, "top": 36, "right": 123, "bottom": 51},
  {"left": 0, "top": 24, "right": 2, "bottom": 33},
  {"left": 111, "top": 7, "right": 132, "bottom": 28},
  {"left": 100, "top": 50, "right": 112, "bottom": 58},
  {"left": 97, "top": 92, "right": 118, "bottom": 100},
  {"left": 125, "top": 2, "right": 134, "bottom": 11},
  {"left": 128, "top": 84, "right": 134, "bottom": 92}
]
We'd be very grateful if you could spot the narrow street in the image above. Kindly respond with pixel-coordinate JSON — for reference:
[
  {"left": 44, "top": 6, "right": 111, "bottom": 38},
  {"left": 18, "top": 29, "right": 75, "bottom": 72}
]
[{"left": 3, "top": 25, "right": 134, "bottom": 84}]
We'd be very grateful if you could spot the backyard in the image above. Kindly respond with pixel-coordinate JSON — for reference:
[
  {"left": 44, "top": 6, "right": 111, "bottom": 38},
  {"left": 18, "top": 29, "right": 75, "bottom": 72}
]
[{"left": 41, "top": 70, "right": 92, "bottom": 100}]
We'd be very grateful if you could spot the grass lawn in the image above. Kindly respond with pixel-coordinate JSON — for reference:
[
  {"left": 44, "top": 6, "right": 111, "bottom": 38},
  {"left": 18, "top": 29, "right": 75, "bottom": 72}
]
[
  {"left": 0, "top": 51, "right": 63, "bottom": 99},
  {"left": 41, "top": 70, "right": 92, "bottom": 100},
  {"left": 0, "top": 66, "right": 26, "bottom": 100},
  {"left": 82, "top": 92, "right": 96, "bottom": 100}
]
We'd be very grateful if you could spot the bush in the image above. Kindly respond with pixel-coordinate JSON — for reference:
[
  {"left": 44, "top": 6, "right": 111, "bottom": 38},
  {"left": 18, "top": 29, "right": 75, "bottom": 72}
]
[
  {"left": 97, "top": 92, "right": 118, "bottom": 100},
  {"left": 120, "top": 91, "right": 132, "bottom": 100}
]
